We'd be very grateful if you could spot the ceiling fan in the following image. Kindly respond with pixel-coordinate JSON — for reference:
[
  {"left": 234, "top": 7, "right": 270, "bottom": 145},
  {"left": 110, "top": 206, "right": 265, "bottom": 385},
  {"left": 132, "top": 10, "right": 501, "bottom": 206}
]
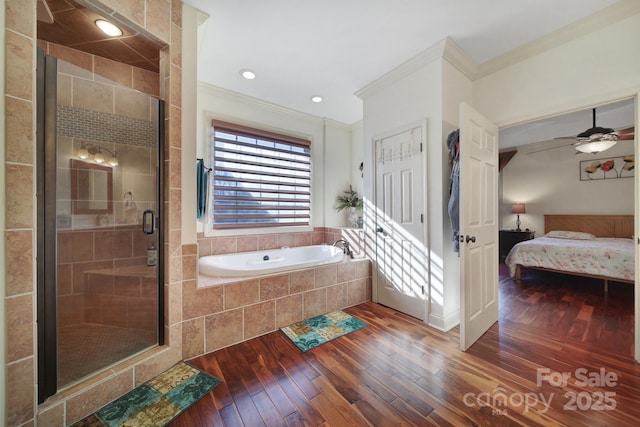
[{"left": 528, "top": 108, "right": 634, "bottom": 155}]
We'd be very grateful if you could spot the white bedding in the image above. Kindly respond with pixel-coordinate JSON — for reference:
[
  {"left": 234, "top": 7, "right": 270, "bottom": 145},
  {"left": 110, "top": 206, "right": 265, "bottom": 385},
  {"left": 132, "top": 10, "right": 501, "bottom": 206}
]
[{"left": 505, "top": 235, "right": 635, "bottom": 282}]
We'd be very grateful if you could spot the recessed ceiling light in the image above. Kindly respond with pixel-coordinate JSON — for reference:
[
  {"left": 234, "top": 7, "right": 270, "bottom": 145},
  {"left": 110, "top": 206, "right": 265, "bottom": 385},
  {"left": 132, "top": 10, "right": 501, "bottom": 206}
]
[
  {"left": 95, "top": 19, "right": 123, "bottom": 37},
  {"left": 311, "top": 95, "right": 323, "bottom": 103},
  {"left": 240, "top": 69, "right": 256, "bottom": 80}
]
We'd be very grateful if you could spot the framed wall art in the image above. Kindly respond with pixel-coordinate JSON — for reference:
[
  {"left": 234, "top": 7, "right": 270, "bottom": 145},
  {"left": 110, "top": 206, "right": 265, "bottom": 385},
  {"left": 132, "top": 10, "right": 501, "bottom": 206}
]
[{"left": 580, "top": 155, "right": 635, "bottom": 181}]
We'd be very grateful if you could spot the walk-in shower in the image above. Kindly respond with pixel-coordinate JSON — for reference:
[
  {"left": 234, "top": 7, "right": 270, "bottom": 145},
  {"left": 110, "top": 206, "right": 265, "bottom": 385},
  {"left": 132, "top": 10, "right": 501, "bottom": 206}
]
[{"left": 36, "top": 50, "right": 164, "bottom": 401}]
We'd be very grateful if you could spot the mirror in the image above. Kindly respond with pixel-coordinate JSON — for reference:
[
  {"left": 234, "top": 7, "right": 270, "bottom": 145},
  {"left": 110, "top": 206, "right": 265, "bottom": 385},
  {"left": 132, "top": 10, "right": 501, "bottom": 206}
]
[{"left": 71, "top": 159, "right": 113, "bottom": 214}]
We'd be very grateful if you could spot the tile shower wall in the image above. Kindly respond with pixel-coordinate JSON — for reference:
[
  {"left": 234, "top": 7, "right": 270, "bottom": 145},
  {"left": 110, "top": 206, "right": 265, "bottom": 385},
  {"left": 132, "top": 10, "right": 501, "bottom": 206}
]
[{"left": 4, "top": 1, "right": 183, "bottom": 426}]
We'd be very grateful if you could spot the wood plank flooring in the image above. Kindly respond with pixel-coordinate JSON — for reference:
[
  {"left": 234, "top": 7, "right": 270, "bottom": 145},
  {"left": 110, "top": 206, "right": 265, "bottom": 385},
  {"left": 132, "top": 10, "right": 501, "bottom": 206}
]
[{"left": 173, "top": 269, "right": 639, "bottom": 426}]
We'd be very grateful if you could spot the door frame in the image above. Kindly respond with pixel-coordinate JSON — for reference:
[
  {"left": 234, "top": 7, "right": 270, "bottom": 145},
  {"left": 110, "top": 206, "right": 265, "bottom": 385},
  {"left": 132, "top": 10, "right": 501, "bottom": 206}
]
[
  {"left": 488, "top": 93, "right": 639, "bottom": 361},
  {"left": 371, "top": 119, "right": 429, "bottom": 319}
]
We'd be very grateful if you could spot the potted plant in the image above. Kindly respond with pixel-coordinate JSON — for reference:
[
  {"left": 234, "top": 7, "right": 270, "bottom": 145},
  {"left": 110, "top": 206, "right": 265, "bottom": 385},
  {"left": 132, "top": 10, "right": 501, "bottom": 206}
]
[{"left": 336, "top": 185, "right": 363, "bottom": 228}]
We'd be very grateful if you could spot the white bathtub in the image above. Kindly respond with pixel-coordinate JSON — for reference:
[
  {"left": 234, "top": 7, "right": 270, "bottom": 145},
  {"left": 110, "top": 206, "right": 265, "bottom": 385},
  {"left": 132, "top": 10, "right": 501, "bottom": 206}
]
[{"left": 198, "top": 244, "right": 345, "bottom": 277}]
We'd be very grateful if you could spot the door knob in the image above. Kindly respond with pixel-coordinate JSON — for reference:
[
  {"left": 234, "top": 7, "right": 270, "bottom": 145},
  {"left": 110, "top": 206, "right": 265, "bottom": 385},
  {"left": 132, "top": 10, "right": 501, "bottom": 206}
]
[{"left": 465, "top": 235, "right": 476, "bottom": 243}]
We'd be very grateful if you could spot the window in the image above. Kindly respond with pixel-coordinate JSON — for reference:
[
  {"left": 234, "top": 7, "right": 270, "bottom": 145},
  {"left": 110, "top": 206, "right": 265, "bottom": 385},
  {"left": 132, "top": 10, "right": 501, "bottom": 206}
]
[{"left": 211, "top": 121, "right": 311, "bottom": 229}]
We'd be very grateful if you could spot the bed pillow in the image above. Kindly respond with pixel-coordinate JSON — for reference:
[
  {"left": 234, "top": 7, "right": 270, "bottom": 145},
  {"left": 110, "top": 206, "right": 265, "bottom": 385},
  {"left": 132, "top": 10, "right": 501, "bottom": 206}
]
[{"left": 545, "top": 230, "right": 596, "bottom": 240}]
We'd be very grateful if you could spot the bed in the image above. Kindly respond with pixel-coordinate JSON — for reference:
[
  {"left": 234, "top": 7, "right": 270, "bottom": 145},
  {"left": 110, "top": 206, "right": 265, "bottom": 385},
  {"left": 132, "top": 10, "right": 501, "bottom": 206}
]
[{"left": 505, "top": 214, "right": 635, "bottom": 291}]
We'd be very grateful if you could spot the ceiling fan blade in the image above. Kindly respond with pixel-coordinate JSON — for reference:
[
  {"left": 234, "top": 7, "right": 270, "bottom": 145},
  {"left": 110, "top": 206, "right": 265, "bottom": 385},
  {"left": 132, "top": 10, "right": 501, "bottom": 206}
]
[{"left": 527, "top": 142, "right": 576, "bottom": 154}]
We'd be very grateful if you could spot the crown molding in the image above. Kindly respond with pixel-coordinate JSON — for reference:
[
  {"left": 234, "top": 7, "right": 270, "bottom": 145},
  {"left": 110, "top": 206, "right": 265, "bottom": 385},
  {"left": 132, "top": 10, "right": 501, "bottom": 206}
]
[
  {"left": 477, "top": 0, "right": 640, "bottom": 78},
  {"left": 197, "top": 81, "right": 326, "bottom": 126},
  {"left": 355, "top": 37, "right": 477, "bottom": 100}
]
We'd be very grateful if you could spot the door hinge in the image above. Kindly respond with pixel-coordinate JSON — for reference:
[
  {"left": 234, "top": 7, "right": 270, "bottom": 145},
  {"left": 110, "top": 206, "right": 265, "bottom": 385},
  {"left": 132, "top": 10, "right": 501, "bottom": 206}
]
[
  {"left": 421, "top": 285, "right": 425, "bottom": 295},
  {"left": 420, "top": 213, "right": 424, "bottom": 223},
  {"left": 420, "top": 142, "right": 423, "bottom": 152}
]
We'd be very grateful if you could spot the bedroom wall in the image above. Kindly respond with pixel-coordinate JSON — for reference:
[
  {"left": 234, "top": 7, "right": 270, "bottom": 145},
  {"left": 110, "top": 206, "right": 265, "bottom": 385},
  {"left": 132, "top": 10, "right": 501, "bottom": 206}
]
[
  {"left": 501, "top": 141, "right": 634, "bottom": 235},
  {"left": 473, "top": 4, "right": 640, "bottom": 132}
]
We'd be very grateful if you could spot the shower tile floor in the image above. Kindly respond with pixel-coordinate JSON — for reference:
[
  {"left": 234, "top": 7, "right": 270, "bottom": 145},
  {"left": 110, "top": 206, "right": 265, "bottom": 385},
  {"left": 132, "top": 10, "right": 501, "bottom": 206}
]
[{"left": 58, "top": 323, "right": 156, "bottom": 387}]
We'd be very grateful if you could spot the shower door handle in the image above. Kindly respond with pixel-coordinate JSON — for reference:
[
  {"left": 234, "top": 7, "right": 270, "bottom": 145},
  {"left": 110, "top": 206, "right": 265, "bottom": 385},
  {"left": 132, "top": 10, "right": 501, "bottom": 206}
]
[{"left": 142, "top": 209, "right": 155, "bottom": 235}]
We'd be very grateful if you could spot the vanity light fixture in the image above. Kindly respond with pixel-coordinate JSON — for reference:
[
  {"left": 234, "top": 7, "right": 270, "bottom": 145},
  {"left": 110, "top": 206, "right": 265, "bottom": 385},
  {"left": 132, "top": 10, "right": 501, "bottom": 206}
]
[
  {"left": 77, "top": 142, "right": 118, "bottom": 167},
  {"left": 95, "top": 19, "right": 123, "bottom": 37},
  {"left": 311, "top": 95, "right": 323, "bottom": 103},
  {"left": 239, "top": 69, "right": 256, "bottom": 80}
]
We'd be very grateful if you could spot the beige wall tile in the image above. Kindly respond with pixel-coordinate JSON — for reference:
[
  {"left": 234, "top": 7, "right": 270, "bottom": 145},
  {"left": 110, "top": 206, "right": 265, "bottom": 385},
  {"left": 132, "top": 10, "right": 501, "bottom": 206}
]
[
  {"left": 212, "top": 236, "right": 237, "bottom": 254},
  {"left": 169, "top": 105, "right": 182, "bottom": 147},
  {"left": 6, "top": 294, "right": 33, "bottom": 363},
  {"left": 290, "top": 269, "right": 315, "bottom": 294},
  {"left": 37, "top": 402, "right": 65, "bottom": 427},
  {"left": 312, "top": 231, "right": 325, "bottom": 244},
  {"left": 183, "top": 243, "right": 198, "bottom": 256},
  {"left": 7, "top": 358, "right": 34, "bottom": 426},
  {"left": 278, "top": 233, "right": 295, "bottom": 248},
  {"left": 6, "top": 230, "right": 33, "bottom": 296},
  {"left": 182, "top": 253, "right": 197, "bottom": 281},
  {"left": 348, "top": 278, "right": 369, "bottom": 306},
  {"left": 303, "top": 288, "right": 327, "bottom": 318},
  {"left": 183, "top": 280, "right": 223, "bottom": 319},
  {"left": 237, "top": 235, "right": 258, "bottom": 252},
  {"left": 5, "top": 164, "right": 33, "bottom": 229},
  {"left": 171, "top": 0, "right": 182, "bottom": 26},
  {"left": 169, "top": 148, "right": 182, "bottom": 191},
  {"left": 170, "top": 64, "right": 181, "bottom": 108},
  {"left": 73, "top": 78, "right": 114, "bottom": 114},
  {"left": 146, "top": 0, "right": 171, "bottom": 43},
  {"left": 5, "top": 96, "right": 33, "bottom": 164},
  {"left": 276, "top": 294, "right": 303, "bottom": 328},
  {"left": 355, "top": 259, "right": 372, "bottom": 279},
  {"left": 260, "top": 274, "right": 289, "bottom": 301},
  {"left": 57, "top": 263, "right": 73, "bottom": 295},
  {"left": 205, "top": 308, "right": 244, "bottom": 352},
  {"left": 132, "top": 66, "right": 160, "bottom": 97},
  {"left": 258, "top": 233, "right": 278, "bottom": 250},
  {"left": 225, "top": 280, "right": 259, "bottom": 309},
  {"left": 57, "top": 73, "right": 72, "bottom": 106},
  {"left": 94, "top": 229, "right": 133, "bottom": 260},
  {"left": 197, "top": 237, "right": 213, "bottom": 257},
  {"left": 108, "top": 1, "right": 146, "bottom": 29},
  {"left": 115, "top": 86, "right": 152, "bottom": 120},
  {"left": 244, "top": 301, "right": 275, "bottom": 339},
  {"left": 95, "top": 56, "right": 133, "bottom": 88},
  {"left": 73, "top": 260, "right": 114, "bottom": 293},
  {"left": 182, "top": 317, "right": 204, "bottom": 359},
  {"left": 294, "top": 233, "right": 312, "bottom": 247},
  {"left": 7, "top": 0, "right": 34, "bottom": 36},
  {"left": 169, "top": 254, "right": 183, "bottom": 284},
  {"left": 48, "top": 43, "right": 93, "bottom": 76},
  {"left": 6, "top": 30, "right": 33, "bottom": 100},
  {"left": 170, "top": 23, "right": 182, "bottom": 67},
  {"left": 337, "top": 262, "right": 356, "bottom": 283},
  {"left": 326, "top": 284, "right": 347, "bottom": 312},
  {"left": 314, "top": 265, "right": 337, "bottom": 288},
  {"left": 66, "top": 369, "right": 133, "bottom": 423}
]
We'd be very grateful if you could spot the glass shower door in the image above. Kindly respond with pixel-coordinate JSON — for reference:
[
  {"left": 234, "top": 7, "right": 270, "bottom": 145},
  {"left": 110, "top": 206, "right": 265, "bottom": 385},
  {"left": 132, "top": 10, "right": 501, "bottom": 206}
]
[{"left": 38, "top": 52, "right": 164, "bottom": 395}]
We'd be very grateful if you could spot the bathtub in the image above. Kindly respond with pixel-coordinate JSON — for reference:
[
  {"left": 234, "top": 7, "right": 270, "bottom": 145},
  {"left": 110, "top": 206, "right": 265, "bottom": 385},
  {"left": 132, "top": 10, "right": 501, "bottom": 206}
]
[{"left": 199, "top": 244, "right": 345, "bottom": 277}]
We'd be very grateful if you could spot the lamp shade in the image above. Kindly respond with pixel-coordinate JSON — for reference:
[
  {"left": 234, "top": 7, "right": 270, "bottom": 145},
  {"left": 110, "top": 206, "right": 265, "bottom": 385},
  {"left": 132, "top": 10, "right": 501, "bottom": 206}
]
[{"left": 511, "top": 203, "right": 526, "bottom": 214}]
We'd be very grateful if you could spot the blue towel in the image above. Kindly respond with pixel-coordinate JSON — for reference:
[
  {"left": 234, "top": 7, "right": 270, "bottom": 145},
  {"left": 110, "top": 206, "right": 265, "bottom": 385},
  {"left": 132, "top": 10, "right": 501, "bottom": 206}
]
[{"left": 196, "top": 159, "right": 209, "bottom": 219}]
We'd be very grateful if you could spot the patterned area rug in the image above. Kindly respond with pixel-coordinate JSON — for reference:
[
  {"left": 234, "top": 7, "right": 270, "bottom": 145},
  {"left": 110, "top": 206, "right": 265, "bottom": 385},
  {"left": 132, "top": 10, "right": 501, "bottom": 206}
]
[
  {"left": 72, "top": 361, "right": 221, "bottom": 427},
  {"left": 281, "top": 310, "right": 367, "bottom": 352}
]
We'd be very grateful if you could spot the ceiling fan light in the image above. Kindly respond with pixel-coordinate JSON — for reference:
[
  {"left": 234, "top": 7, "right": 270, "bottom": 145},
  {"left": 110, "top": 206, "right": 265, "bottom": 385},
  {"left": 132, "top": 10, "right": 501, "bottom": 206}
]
[{"left": 575, "top": 140, "right": 617, "bottom": 154}]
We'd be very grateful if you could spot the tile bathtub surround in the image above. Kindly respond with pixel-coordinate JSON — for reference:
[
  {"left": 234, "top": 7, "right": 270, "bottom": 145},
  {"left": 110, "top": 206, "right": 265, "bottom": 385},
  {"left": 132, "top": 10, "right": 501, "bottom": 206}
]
[{"left": 181, "top": 257, "right": 372, "bottom": 360}]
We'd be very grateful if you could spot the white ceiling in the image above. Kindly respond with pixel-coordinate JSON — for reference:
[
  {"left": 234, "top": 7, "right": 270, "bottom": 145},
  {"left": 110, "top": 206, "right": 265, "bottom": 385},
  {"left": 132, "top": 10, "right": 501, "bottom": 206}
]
[{"left": 184, "top": 0, "right": 630, "bottom": 143}]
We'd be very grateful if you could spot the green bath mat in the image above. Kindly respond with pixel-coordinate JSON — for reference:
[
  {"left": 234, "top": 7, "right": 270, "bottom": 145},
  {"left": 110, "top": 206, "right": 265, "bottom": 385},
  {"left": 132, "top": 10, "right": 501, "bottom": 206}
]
[
  {"left": 281, "top": 310, "right": 367, "bottom": 352},
  {"left": 72, "top": 361, "right": 221, "bottom": 427}
]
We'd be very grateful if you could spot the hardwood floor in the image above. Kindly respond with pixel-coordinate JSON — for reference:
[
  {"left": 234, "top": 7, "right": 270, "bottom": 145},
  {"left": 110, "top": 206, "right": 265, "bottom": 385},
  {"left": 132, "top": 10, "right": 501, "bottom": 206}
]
[{"left": 173, "top": 270, "right": 639, "bottom": 426}]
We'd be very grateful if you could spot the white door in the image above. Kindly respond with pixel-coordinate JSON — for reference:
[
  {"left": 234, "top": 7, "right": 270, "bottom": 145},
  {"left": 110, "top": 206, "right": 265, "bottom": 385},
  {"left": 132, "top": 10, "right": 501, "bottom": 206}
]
[
  {"left": 374, "top": 124, "right": 427, "bottom": 320},
  {"left": 459, "top": 103, "right": 499, "bottom": 351}
]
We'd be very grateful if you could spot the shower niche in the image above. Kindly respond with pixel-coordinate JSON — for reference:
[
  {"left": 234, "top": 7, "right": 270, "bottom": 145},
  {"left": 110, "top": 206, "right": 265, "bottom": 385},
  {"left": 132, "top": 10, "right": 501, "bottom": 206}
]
[{"left": 37, "top": 50, "right": 165, "bottom": 400}]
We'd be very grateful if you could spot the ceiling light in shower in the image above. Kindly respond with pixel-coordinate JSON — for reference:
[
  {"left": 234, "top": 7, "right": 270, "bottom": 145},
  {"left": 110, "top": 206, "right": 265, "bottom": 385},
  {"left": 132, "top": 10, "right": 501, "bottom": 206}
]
[
  {"left": 311, "top": 95, "right": 323, "bottom": 103},
  {"left": 95, "top": 19, "right": 123, "bottom": 37},
  {"left": 240, "top": 69, "right": 256, "bottom": 80}
]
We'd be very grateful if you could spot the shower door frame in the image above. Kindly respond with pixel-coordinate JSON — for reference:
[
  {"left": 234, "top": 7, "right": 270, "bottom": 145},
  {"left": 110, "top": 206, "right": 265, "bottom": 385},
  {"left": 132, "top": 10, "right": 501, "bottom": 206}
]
[{"left": 36, "top": 49, "right": 166, "bottom": 403}]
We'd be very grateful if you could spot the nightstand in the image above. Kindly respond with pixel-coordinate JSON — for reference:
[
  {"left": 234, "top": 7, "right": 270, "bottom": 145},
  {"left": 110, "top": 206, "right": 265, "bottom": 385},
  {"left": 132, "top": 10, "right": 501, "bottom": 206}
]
[{"left": 499, "top": 229, "right": 535, "bottom": 261}]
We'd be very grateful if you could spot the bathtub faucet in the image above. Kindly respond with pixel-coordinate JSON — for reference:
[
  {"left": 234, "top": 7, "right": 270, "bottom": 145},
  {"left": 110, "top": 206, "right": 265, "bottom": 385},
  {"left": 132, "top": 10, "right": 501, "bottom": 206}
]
[{"left": 333, "top": 239, "right": 353, "bottom": 258}]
